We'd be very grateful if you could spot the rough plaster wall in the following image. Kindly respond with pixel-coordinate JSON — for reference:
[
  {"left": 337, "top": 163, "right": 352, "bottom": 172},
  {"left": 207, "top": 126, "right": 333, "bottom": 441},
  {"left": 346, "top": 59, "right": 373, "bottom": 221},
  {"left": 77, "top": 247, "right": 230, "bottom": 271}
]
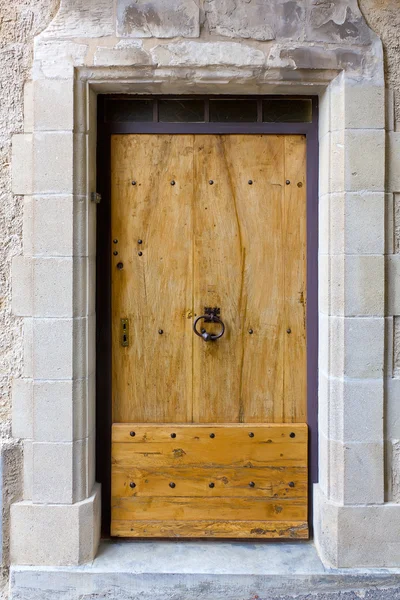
[
  {"left": 359, "top": 0, "right": 400, "bottom": 128},
  {"left": 0, "top": 1, "right": 59, "bottom": 596}
]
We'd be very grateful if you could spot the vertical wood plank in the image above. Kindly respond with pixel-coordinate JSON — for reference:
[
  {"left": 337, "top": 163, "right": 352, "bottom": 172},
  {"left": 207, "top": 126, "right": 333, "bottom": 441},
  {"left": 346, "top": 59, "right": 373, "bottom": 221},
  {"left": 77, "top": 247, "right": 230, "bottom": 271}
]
[
  {"left": 283, "top": 135, "right": 307, "bottom": 422},
  {"left": 111, "top": 135, "right": 194, "bottom": 423}
]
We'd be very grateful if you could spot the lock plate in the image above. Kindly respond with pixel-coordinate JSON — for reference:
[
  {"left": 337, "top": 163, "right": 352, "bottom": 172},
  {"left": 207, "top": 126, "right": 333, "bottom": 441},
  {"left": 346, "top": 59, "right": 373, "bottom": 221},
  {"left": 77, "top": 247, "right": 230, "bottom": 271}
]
[{"left": 120, "top": 318, "right": 129, "bottom": 347}]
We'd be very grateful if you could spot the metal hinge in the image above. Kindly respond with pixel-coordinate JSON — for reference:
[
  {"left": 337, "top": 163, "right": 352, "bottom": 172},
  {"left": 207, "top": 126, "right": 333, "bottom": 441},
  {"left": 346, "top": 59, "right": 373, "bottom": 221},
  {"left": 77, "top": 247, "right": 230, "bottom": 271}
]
[{"left": 91, "top": 192, "right": 102, "bottom": 204}]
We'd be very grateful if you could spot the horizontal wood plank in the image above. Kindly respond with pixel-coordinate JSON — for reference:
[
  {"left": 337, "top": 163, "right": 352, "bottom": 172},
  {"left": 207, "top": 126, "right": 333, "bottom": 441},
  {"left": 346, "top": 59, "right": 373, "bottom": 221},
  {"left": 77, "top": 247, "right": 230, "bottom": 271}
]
[
  {"left": 112, "top": 423, "right": 307, "bottom": 443},
  {"left": 111, "top": 496, "right": 307, "bottom": 521},
  {"left": 111, "top": 519, "right": 309, "bottom": 539},
  {"left": 112, "top": 466, "right": 307, "bottom": 498}
]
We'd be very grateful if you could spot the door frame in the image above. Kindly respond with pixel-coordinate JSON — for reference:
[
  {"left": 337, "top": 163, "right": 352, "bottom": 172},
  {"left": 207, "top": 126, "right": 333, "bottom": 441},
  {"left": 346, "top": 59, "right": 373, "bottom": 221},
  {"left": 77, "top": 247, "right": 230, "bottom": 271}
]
[{"left": 96, "top": 94, "right": 319, "bottom": 536}]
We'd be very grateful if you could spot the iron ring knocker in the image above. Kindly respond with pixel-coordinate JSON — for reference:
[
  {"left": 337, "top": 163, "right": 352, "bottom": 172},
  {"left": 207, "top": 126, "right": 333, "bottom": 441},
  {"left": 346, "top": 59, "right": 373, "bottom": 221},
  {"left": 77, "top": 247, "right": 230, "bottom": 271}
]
[{"left": 193, "top": 307, "right": 225, "bottom": 342}]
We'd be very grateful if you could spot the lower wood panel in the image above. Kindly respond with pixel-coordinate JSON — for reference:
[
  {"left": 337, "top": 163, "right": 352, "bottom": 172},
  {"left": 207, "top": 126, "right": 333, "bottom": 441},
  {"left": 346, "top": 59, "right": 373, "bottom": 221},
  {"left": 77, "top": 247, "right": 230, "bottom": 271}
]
[
  {"left": 111, "top": 520, "right": 309, "bottom": 539},
  {"left": 111, "top": 423, "right": 308, "bottom": 539}
]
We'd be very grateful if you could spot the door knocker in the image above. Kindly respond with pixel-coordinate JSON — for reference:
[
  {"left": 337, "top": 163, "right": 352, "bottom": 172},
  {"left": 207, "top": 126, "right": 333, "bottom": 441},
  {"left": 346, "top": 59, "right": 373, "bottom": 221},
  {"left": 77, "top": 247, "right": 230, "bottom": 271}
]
[{"left": 193, "top": 307, "right": 225, "bottom": 342}]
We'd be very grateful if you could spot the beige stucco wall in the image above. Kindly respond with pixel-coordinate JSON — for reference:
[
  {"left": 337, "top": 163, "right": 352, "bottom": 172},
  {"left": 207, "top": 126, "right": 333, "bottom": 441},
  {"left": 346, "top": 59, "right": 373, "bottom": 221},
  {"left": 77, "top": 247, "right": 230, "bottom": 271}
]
[{"left": 0, "top": 0, "right": 399, "bottom": 590}]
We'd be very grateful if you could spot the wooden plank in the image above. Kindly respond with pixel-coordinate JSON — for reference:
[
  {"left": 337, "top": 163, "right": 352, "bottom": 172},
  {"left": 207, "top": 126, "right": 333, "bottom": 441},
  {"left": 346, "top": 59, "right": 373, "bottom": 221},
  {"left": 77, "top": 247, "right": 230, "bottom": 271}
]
[
  {"left": 112, "top": 466, "right": 307, "bottom": 498},
  {"left": 111, "top": 134, "right": 194, "bottom": 423},
  {"left": 218, "top": 135, "right": 286, "bottom": 423},
  {"left": 111, "top": 520, "right": 309, "bottom": 539},
  {"left": 283, "top": 135, "right": 307, "bottom": 422},
  {"left": 112, "top": 422, "right": 308, "bottom": 443},
  {"left": 192, "top": 135, "right": 244, "bottom": 423},
  {"left": 112, "top": 496, "right": 307, "bottom": 521}
]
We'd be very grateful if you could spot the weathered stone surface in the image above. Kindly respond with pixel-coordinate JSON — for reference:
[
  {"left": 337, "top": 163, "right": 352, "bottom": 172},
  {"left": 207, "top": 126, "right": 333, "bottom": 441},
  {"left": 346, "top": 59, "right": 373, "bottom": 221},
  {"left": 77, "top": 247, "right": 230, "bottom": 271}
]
[
  {"left": 117, "top": 0, "right": 200, "bottom": 38},
  {"left": 306, "top": 0, "right": 372, "bottom": 44},
  {"left": 34, "top": 39, "right": 88, "bottom": 79},
  {"left": 205, "top": 0, "right": 305, "bottom": 41},
  {"left": 42, "top": 0, "right": 115, "bottom": 38},
  {"left": 150, "top": 41, "right": 265, "bottom": 68},
  {"left": 274, "top": 45, "right": 363, "bottom": 71},
  {"left": 94, "top": 41, "right": 151, "bottom": 66}
]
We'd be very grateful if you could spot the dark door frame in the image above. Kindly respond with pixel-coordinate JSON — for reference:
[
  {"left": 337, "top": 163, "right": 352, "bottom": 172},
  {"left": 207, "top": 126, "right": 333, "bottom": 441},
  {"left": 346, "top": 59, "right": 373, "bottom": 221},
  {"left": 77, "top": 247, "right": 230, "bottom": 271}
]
[{"left": 96, "top": 94, "right": 319, "bottom": 536}]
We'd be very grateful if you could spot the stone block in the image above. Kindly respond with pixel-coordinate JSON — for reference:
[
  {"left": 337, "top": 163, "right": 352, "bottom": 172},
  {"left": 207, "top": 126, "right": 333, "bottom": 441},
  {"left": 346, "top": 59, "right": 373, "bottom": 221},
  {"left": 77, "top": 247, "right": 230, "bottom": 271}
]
[
  {"left": 344, "top": 82, "right": 385, "bottom": 129},
  {"left": 33, "top": 258, "right": 73, "bottom": 318},
  {"left": 319, "top": 133, "right": 330, "bottom": 196},
  {"left": 329, "top": 130, "right": 344, "bottom": 194},
  {"left": 318, "top": 88, "right": 330, "bottom": 140},
  {"left": 318, "top": 253, "right": 330, "bottom": 315},
  {"left": 73, "top": 258, "right": 89, "bottom": 318},
  {"left": 387, "top": 254, "right": 400, "bottom": 315},
  {"left": 117, "top": 0, "right": 199, "bottom": 38},
  {"left": 87, "top": 434, "right": 96, "bottom": 495},
  {"left": 32, "top": 442, "right": 73, "bottom": 504},
  {"left": 33, "top": 381, "right": 73, "bottom": 443},
  {"left": 385, "top": 316, "right": 394, "bottom": 377},
  {"left": 395, "top": 316, "right": 400, "bottom": 378},
  {"left": 73, "top": 318, "right": 88, "bottom": 380},
  {"left": 306, "top": 1, "right": 372, "bottom": 45},
  {"left": 23, "top": 82, "right": 34, "bottom": 134},
  {"left": 150, "top": 41, "right": 265, "bottom": 68},
  {"left": 345, "top": 130, "right": 385, "bottom": 192},
  {"left": 330, "top": 317, "right": 384, "bottom": 379},
  {"left": 12, "top": 379, "right": 33, "bottom": 440},
  {"left": 74, "top": 81, "right": 87, "bottom": 134},
  {"left": 341, "top": 440, "right": 384, "bottom": 504},
  {"left": 318, "top": 312, "right": 330, "bottom": 376},
  {"left": 10, "top": 484, "right": 101, "bottom": 566},
  {"left": 23, "top": 197, "right": 33, "bottom": 256},
  {"left": 329, "top": 73, "right": 345, "bottom": 133},
  {"left": 23, "top": 319, "right": 33, "bottom": 379},
  {"left": 386, "top": 378, "right": 400, "bottom": 440},
  {"left": 386, "top": 87, "right": 395, "bottom": 132},
  {"left": 12, "top": 134, "right": 33, "bottom": 195},
  {"left": 386, "top": 192, "right": 394, "bottom": 254},
  {"left": 74, "top": 196, "right": 88, "bottom": 257},
  {"left": 42, "top": 0, "right": 114, "bottom": 38},
  {"left": 32, "top": 319, "right": 73, "bottom": 380},
  {"left": 334, "top": 255, "right": 384, "bottom": 317},
  {"left": 73, "top": 379, "right": 87, "bottom": 441},
  {"left": 34, "top": 40, "right": 88, "bottom": 79},
  {"left": 33, "top": 80, "right": 74, "bottom": 131},
  {"left": 94, "top": 42, "right": 151, "bottom": 66},
  {"left": 33, "top": 132, "right": 73, "bottom": 194},
  {"left": 23, "top": 440, "right": 33, "bottom": 500},
  {"left": 205, "top": 0, "right": 305, "bottom": 42},
  {"left": 318, "top": 195, "right": 329, "bottom": 256},
  {"left": 330, "top": 192, "right": 385, "bottom": 255},
  {"left": 388, "top": 132, "right": 400, "bottom": 192},
  {"left": 327, "top": 376, "right": 383, "bottom": 444},
  {"left": 73, "top": 438, "right": 87, "bottom": 502},
  {"left": 31, "top": 195, "right": 74, "bottom": 257},
  {"left": 12, "top": 257, "right": 33, "bottom": 317},
  {"left": 73, "top": 134, "right": 87, "bottom": 196},
  {"left": 395, "top": 193, "right": 400, "bottom": 253}
]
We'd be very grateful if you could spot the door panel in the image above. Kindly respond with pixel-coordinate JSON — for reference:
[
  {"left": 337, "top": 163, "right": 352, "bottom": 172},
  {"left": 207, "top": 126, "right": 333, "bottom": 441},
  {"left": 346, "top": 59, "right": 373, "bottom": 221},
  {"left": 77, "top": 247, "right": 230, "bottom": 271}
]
[
  {"left": 111, "top": 135, "right": 194, "bottom": 423},
  {"left": 111, "top": 133, "right": 308, "bottom": 538}
]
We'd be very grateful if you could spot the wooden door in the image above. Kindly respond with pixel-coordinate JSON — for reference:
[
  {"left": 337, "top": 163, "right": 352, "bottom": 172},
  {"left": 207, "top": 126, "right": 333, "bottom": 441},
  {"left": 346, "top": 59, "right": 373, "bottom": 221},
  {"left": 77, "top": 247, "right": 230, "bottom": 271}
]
[{"left": 111, "top": 134, "right": 308, "bottom": 539}]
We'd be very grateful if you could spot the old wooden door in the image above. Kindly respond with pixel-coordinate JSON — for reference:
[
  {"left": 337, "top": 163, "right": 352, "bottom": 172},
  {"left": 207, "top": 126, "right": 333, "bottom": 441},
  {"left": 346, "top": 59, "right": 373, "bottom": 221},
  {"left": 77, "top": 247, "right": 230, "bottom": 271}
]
[{"left": 111, "top": 134, "right": 308, "bottom": 539}]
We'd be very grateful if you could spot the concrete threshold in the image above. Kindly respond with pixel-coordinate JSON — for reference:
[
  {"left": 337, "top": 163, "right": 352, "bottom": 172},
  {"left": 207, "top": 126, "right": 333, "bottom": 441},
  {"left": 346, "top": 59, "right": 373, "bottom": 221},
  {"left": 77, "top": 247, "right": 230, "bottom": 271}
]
[{"left": 10, "top": 540, "right": 400, "bottom": 600}]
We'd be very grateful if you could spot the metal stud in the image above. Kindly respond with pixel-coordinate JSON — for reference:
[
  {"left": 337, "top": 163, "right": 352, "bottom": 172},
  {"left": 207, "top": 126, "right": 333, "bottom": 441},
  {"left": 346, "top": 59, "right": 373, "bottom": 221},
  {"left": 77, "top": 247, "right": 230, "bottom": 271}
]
[
  {"left": 287, "top": 328, "right": 291, "bottom": 334},
  {"left": 249, "top": 481, "right": 255, "bottom": 488},
  {"left": 169, "top": 482, "right": 176, "bottom": 488},
  {"left": 248, "top": 329, "right": 253, "bottom": 334},
  {"left": 138, "top": 239, "right": 143, "bottom": 244},
  {"left": 209, "top": 482, "right": 215, "bottom": 488},
  {"left": 117, "top": 262, "right": 124, "bottom": 270},
  {"left": 113, "top": 239, "right": 118, "bottom": 244},
  {"left": 170, "top": 180, "right": 176, "bottom": 186},
  {"left": 249, "top": 432, "right": 254, "bottom": 438},
  {"left": 248, "top": 180, "right": 253, "bottom": 185},
  {"left": 113, "top": 251, "right": 118, "bottom": 256},
  {"left": 170, "top": 433, "right": 176, "bottom": 438},
  {"left": 290, "top": 432, "right": 296, "bottom": 438},
  {"left": 210, "top": 433, "right": 215, "bottom": 439},
  {"left": 209, "top": 180, "right": 214, "bottom": 185},
  {"left": 158, "top": 329, "right": 164, "bottom": 335},
  {"left": 130, "top": 431, "right": 135, "bottom": 437},
  {"left": 289, "top": 481, "right": 295, "bottom": 488},
  {"left": 130, "top": 482, "right": 136, "bottom": 489},
  {"left": 132, "top": 181, "right": 137, "bottom": 186},
  {"left": 286, "top": 180, "right": 290, "bottom": 185},
  {"left": 138, "top": 251, "right": 143, "bottom": 256}
]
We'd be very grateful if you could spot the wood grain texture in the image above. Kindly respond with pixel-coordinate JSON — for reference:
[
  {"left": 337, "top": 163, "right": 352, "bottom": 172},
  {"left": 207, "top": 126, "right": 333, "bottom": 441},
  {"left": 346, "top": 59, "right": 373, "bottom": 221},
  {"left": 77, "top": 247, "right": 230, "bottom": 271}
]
[
  {"left": 111, "top": 134, "right": 308, "bottom": 538},
  {"left": 111, "top": 134, "right": 194, "bottom": 423},
  {"left": 111, "top": 423, "right": 308, "bottom": 538},
  {"left": 111, "top": 520, "right": 309, "bottom": 539}
]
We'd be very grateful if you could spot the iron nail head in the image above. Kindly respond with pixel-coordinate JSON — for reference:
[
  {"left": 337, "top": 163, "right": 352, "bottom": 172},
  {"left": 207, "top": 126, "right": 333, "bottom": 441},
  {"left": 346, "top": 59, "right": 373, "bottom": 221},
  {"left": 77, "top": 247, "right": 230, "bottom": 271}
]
[
  {"left": 130, "top": 431, "right": 135, "bottom": 437},
  {"left": 130, "top": 482, "right": 136, "bottom": 489},
  {"left": 290, "top": 432, "right": 296, "bottom": 438},
  {"left": 286, "top": 180, "right": 291, "bottom": 185},
  {"left": 210, "top": 433, "right": 215, "bottom": 439},
  {"left": 209, "top": 482, "right": 215, "bottom": 488},
  {"left": 249, "top": 432, "right": 254, "bottom": 438},
  {"left": 169, "top": 482, "right": 176, "bottom": 488}
]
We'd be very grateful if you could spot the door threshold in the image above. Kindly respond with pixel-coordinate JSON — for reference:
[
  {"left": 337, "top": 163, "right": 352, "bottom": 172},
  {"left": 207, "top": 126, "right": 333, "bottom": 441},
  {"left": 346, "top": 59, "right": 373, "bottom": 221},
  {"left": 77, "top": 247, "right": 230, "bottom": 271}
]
[{"left": 10, "top": 539, "right": 400, "bottom": 600}]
